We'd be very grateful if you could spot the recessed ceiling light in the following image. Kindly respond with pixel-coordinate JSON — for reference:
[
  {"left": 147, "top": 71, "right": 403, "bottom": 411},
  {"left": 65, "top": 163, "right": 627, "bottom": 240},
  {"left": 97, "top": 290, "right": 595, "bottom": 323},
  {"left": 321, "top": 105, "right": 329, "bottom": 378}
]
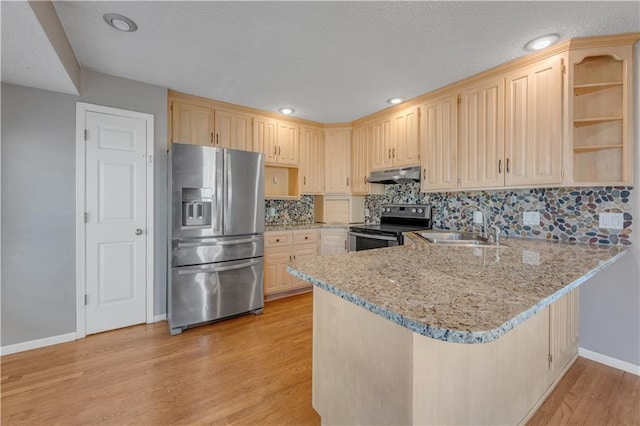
[
  {"left": 278, "top": 107, "right": 295, "bottom": 115},
  {"left": 387, "top": 97, "right": 404, "bottom": 105},
  {"left": 525, "top": 34, "right": 560, "bottom": 51},
  {"left": 103, "top": 13, "right": 138, "bottom": 32}
]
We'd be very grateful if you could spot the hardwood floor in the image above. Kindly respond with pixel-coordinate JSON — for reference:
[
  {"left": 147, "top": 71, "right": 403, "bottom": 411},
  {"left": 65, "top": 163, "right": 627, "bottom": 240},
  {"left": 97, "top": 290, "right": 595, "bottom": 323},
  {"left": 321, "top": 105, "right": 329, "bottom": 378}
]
[
  {"left": 527, "top": 357, "right": 639, "bottom": 425},
  {"left": 1, "top": 293, "right": 320, "bottom": 425},
  {"left": 2, "top": 292, "right": 638, "bottom": 425}
]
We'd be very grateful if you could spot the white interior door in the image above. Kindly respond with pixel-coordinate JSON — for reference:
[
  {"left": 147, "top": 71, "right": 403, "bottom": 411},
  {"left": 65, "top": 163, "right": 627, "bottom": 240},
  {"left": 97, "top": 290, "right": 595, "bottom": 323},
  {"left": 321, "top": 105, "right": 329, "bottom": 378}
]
[{"left": 84, "top": 110, "right": 148, "bottom": 334}]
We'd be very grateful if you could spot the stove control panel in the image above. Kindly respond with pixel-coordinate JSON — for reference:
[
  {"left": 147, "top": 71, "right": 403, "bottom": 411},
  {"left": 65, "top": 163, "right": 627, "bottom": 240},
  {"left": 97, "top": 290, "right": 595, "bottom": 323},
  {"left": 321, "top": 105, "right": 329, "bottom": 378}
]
[{"left": 381, "top": 205, "right": 431, "bottom": 219}]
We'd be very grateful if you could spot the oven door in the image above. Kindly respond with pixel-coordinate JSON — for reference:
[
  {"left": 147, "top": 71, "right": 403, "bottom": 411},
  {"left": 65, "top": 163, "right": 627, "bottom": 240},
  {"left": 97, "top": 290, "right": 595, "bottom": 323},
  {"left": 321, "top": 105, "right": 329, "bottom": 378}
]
[{"left": 349, "top": 231, "right": 399, "bottom": 252}]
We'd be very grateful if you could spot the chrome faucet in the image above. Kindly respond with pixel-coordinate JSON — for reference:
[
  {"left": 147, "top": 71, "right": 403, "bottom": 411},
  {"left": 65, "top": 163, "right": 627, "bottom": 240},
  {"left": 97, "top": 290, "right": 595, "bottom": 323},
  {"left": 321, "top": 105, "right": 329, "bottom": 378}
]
[{"left": 460, "top": 205, "right": 490, "bottom": 240}]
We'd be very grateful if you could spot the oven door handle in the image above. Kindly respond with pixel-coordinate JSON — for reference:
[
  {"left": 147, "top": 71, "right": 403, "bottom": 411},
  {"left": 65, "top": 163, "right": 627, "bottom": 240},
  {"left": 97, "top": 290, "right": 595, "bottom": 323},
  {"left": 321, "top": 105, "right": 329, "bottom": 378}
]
[{"left": 349, "top": 232, "right": 399, "bottom": 242}]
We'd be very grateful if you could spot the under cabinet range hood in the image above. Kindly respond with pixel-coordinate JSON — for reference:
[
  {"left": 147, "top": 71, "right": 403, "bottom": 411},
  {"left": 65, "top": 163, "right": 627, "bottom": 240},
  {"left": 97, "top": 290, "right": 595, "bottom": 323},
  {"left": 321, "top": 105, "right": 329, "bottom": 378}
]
[{"left": 367, "top": 166, "right": 421, "bottom": 184}]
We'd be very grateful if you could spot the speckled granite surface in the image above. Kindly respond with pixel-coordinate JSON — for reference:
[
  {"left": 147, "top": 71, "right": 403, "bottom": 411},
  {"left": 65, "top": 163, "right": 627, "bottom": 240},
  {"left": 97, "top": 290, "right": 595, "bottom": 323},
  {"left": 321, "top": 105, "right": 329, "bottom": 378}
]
[
  {"left": 288, "top": 235, "right": 628, "bottom": 344},
  {"left": 266, "top": 223, "right": 355, "bottom": 232}
]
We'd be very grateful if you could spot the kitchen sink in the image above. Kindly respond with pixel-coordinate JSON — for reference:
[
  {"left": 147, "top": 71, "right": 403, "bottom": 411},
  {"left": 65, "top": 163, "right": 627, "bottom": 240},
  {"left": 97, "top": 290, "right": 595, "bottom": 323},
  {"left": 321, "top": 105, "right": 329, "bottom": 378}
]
[{"left": 414, "top": 231, "right": 495, "bottom": 246}]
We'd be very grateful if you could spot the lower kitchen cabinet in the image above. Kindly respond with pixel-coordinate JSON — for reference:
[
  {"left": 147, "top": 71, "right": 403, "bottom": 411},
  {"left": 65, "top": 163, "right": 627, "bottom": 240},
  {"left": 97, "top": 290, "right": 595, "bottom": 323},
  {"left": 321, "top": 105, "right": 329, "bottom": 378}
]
[
  {"left": 264, "top": 229, "right": 319, "bottom": 299},
  {"left": 320, "top": 228, "right": 349, "bottom": 255}
]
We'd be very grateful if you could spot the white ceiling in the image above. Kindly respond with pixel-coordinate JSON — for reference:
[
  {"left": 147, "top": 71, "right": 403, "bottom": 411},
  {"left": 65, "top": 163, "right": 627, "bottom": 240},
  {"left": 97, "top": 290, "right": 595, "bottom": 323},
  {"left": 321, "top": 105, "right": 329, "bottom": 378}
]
[{"left": 4, "top": 1, "right": 640, "bottom": 123}]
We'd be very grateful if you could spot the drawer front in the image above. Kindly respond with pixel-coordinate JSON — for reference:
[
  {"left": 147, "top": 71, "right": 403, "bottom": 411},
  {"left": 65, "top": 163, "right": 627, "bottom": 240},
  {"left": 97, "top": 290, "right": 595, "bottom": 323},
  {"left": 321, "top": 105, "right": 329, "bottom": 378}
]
[
  {"left": 265, "top": 231, "right": 292, "bottom": 247},
  {"left": 294, "top": 229, "right": 319, "bottom": 245}
]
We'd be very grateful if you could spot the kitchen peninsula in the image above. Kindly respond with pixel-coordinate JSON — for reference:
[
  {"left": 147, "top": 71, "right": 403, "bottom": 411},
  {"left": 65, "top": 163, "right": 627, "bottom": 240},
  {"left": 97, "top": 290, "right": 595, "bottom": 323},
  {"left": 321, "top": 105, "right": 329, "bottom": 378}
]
[{"left": 288, "top": 236, "right": 628, "bottom": 425}]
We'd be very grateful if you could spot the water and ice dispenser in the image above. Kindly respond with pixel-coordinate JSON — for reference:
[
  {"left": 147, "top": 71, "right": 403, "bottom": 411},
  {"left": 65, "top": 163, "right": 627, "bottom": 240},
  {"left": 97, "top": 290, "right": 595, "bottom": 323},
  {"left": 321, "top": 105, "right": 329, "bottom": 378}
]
[{"left": 181, "top": 188, "right": 212, "bottom": 227}]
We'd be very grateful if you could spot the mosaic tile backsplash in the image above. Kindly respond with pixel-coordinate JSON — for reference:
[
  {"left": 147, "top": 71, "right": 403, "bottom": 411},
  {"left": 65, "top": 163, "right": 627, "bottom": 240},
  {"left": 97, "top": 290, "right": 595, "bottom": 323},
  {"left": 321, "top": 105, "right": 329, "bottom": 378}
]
[
  {"left": 265, "top": 195, "right": 314, "bottom": 225},
  {"left": 365, "top": 183, "right": 634, "bottom": 246}
]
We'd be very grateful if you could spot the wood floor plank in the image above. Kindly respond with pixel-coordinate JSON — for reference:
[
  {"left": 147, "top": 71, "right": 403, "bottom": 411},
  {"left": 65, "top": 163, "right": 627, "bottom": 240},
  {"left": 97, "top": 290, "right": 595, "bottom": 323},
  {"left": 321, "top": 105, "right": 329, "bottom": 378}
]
[{"left": 3, "top": 293, "right": 638, "bottom": 425}]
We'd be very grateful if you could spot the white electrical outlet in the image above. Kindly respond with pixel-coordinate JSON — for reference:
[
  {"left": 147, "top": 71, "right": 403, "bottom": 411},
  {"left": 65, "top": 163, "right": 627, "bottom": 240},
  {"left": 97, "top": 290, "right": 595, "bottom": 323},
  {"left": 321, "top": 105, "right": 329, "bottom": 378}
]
[
  {"left": 472, "top": 211, "right": 483, "bottom": 224},
  {"left": 599, "top": 212, "right": 623, "bottom": 230},
  {"left": 364, "top": 208, "right": 370, "bottom": 217},
  {"left": 522, "top": 211, "right": 540, "bottom": 226},
  {"left": 269, "top": 207, "right": 276, "bottom": 217}
]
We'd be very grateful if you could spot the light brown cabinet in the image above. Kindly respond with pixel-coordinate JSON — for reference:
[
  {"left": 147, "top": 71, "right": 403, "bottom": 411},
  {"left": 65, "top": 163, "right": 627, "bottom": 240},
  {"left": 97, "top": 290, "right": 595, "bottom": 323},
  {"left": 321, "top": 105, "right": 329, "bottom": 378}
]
[
  {"left": 264, "top": 229, "right": 319, "bottom": 298},
  {"left": 320, "top": 228, "right": 349, "bottom": 255},
  {"left": 276, "top": 120, "right": 300, "bottom": 166},
  {"left": 324, "top": 128, "right": 352, "bottom": 194},
  {"left": 505, "top": 55, "right": 563, "bottom": 187},
  {"left": 351, "top": 125, "right": 372, "bottom": 194},
  {"left": 255, "top": 117, "right": 299, "bottom": 166},
  {"left": 568, "top": 45, "right": 634, "bottom": 185},
  {"left": 548, "top": 289, "right": 579, "bottom": 381},
  {"left": 214, "top": 108, "right": 254, "bottom": 151},
  {"left": 254, "top": 115, "right": 278, "bottom": 162},
  {"left": 459, "top": 77, "right": 506, "bottom": 189},
  {"left": 300, "top": 126, "right": 325, "bottom": 194},
  {"left": 420, "top": 94, "right": 458, "bottom": 192},
  {"left": 171, "top": 101, "right": 213, "bottom": 146},
  {"left": 370, "top": 106, "right": 420, "bottom": 171}
]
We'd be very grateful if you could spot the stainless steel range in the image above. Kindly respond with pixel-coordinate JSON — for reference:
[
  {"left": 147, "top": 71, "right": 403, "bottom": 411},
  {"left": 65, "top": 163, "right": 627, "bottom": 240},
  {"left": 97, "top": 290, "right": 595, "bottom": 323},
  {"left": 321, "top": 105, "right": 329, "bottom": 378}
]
[{"left": 349, "top": 204, "right": 432, "bottom": 252}]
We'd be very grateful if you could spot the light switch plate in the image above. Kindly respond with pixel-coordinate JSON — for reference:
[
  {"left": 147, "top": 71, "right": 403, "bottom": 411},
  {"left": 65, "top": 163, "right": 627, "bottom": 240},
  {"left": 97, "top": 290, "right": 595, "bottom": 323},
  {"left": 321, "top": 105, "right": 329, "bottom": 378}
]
[
  {"left": 599, "top": 212, "right": 623, "bottom": 230},
  {"left": 522, "top": 211, "right": 540, "bottom": 226}
]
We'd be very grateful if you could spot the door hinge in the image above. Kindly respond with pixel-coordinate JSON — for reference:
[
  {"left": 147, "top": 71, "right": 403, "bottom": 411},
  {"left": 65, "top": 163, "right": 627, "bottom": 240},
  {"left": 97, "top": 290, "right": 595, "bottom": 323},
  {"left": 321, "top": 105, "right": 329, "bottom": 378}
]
[
  {"left": 548, "top": 354, "right": 553, "bottom": 366},
  {"left": 457, "top": 95, "right": 462, "bottom": 105},
  {"left": 561, "top": 169, "right": 565, "bottom": 178},
  {"left": 561, "top": 60, "right": 566, "bottom": 74},
  {"left": 84, "top": 129, "right": 88, "bottom": 141},
  {"left": 84, "top": 212, "right": 88, "bottom": 223},
  {"left": 84, "top": 294, "right": 89, "bottom": 305},
  {"left": 149, "top": 155, "right": 153, "bottom": 164}
]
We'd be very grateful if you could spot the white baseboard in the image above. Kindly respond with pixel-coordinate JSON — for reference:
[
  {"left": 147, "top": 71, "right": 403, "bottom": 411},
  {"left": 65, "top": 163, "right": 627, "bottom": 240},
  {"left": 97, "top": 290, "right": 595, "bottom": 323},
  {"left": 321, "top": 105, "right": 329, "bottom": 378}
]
[
  {"left": 153, "top": 314, "right": 166, "bottom": 322},
  {"left": 0, "top": 332, "right": 77, "bottom": 356},
  {"left": 579, "top": 347, "right": 640, "bottom": 376}
]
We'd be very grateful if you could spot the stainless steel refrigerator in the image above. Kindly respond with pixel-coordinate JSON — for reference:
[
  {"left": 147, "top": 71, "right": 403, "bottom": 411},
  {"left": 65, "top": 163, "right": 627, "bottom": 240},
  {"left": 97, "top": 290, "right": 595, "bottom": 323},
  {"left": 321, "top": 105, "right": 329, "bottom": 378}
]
[{"left": 168, "top": 143, "right": 265, "bottom": 335}]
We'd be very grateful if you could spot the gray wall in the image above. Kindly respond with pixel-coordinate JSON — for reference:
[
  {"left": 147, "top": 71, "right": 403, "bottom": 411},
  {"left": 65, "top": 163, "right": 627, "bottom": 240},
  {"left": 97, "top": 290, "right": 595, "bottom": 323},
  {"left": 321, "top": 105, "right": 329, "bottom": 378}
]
[
  {"left": 578, "top": 41, "right": 640, "bottom": 367},
  {"left": 1, "top": 70, "right": 168, "bottom": 347}
]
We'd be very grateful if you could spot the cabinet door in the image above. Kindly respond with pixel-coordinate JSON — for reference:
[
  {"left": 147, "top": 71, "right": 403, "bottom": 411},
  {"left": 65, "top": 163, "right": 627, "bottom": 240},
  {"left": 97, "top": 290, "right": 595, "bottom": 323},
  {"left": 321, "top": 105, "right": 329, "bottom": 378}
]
[
  {"left": 392, "top": 106, "right": 420, "bottom": 167},
  {"left": 277, "top": 121, "right": 300, "bottom": 166},
  {"left": 351, "top": 125, "right": 371, "bottom": 194},
  {"left": 264, "top": 245, "right": 292, "bottom": 295},
  {"left": 171, "top": 101, "right": 213, "bottom": 146},
  {"left": 505, "top": 56, "right": 563, "bottom": 186},
  {"left": 325, "top": 129, "right": 351, "bottom": 194},
  {"left": 370, "top": 118, "right": 393, "bottom": 170},
  {"left": 300, "top": 126, "right": 325, "bottom": 194},
  {"left": 291, "top": 243, "right": 318, "bottom": 289},
  {"left": 215, "top": 109, "right": 253, "bottom": 151},
  {"left": 459, "top": 78, "right": 505, "bottom": 189},
  {"left": 254, "top": 116, "right": 278, "bottom": 164},
  {"left": 421, "top": 95, "right": 458, "bottom": 191},
  {"left": 549, "top": 289, "right": 579, "bottom": 382},
  {"left": 320, "top": 229, "right": 348, "bottom": 255}
]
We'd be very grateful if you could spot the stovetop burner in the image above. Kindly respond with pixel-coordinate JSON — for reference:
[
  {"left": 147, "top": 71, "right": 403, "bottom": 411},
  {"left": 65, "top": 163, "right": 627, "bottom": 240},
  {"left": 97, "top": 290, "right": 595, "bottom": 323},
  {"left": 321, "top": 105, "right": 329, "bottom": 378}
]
[{"left": 350, "top": 204, "right": 432, "bottom": 236}]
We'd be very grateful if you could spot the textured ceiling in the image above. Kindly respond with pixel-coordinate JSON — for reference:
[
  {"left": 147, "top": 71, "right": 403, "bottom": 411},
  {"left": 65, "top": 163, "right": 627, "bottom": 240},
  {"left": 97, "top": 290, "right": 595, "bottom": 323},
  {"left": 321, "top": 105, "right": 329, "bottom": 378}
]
[{"left": 7, "top": 1, "right": 640, "bottom": 123}]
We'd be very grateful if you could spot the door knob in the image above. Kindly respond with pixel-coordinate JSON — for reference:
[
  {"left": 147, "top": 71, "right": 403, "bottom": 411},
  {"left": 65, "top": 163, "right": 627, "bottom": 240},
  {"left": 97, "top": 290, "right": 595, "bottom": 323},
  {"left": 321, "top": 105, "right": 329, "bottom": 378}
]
[{"left": 135, "top": 228, "right": 143, "bottom": 235}]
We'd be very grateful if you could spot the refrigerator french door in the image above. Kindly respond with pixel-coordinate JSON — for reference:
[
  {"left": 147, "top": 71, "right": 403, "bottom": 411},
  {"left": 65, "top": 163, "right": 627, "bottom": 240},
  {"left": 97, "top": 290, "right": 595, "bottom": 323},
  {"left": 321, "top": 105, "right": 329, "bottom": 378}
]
[{"left": 168, "top": 144, "right": 264, "bottom": 335}]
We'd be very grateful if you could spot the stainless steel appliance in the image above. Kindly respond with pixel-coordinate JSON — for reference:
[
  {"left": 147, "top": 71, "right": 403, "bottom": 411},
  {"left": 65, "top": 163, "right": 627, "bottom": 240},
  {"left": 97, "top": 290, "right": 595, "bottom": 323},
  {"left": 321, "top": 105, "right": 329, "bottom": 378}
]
[
  {"left": 367, "top": 166, "right": 421, "bottom": 184},
  {"left": 349, "top": 204, "right": 432, "bottom": 252},
  {"left": 168, "top": 143, "right": 265, "bottom": 335}
]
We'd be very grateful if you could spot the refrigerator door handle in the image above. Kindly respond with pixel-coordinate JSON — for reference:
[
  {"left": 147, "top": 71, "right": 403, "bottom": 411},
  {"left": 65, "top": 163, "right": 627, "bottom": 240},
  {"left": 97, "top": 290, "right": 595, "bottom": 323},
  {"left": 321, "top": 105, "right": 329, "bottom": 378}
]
[
  {"left": 176, "top": 236, "right": 262, "bottom": 248},
  {"left": 177, "top": 258, "right": 262, "bottom": 275}
]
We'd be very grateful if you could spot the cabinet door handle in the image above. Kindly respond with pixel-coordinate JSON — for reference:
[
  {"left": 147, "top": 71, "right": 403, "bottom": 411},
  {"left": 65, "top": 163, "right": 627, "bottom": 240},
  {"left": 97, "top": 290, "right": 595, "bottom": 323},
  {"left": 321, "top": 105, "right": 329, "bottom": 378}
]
[
  {"left": 392, "top": 148, "right": 395, "bottom": 158},
  {"left": 289, "top": 255, "right": 292, "bottom": 261},
  {"left": 278, "top": 146, "right": 281, "bottom": 156},
  {"left": 498, "top": 159, "right": 502, "bottom": 174},
  {"left": 210, "top": 132, "right": 214, "bottom": 144},
  {"left": 506, "top": 158, "right": 510, "bottom": 173},
  {"left": 216, "top": 133, "right": 219, "bottom": 145},
  {"left": 274, "top": 145, "right": 278, "bottom": 155},
  {"left": 364, "top": 175, "right": 367, "bottom": 184},
  {"left": 303, "top": 176, "right": 306, "bottom": 185},
  {"left": 388, "top": 148, "right": 392, "bottom": 159},
  {"left": 276, "top": 238, "right": 280, "bottom": 242},
  {"left": 346, "top": 177, "right": 350, "bottom": 186},
  {"left": 305, "top": 236, "right": 309, "bottom": 240},
  {"left": 423, "top": 168, "right": 426, "bottom": 179},
  {"left": 344, "top": 240, "right": 347, "bottom": 250}
]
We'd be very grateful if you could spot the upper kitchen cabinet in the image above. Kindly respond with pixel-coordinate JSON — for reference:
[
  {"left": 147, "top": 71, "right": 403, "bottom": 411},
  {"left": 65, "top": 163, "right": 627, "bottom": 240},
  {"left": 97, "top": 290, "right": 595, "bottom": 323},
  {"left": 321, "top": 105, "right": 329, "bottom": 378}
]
[
  {"left": 351, "top": 124, "right": 376, "bottom": 195},
  {"left": 324, "top": 128, "right": 351, "bottom": 194},
  {"left": 458, "top": 77, "right": 505, "bottom": 189},
  {"left": 214, "top": 108, "right": 254, "bottom": 151},
  {"left": 370, "top": 106, "right": 420, "bottom": 171},
  {"left": 253, "top": 115, "right": 279, "bottom": 163},
  {"left": 420, "top": 93, "right": 458, "bottom": 192},
  {"left": 171, "top": 101, "right": 213, "bottom": 146},
  {"left": 276, "top": 120, "right": 300, "bottom": 166},
  {"left": 300, "top": 126, "right": 325, "bottom": 194},
  {"left": 568, "top": 44, "right": 634, "bottom": 185},
  {"left": 504, "top": 55, "right": 563, "bottom": 187}
]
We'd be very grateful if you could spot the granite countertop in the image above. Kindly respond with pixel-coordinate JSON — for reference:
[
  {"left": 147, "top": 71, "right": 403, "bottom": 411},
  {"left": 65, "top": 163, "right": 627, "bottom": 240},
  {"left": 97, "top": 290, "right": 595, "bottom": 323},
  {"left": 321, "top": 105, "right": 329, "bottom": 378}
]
[
  {"left": 288, "top": 233, "right": 629, "bottom": 344},
  {"left": 265, "top": 223, "right": 357, "bottom": 232}
]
